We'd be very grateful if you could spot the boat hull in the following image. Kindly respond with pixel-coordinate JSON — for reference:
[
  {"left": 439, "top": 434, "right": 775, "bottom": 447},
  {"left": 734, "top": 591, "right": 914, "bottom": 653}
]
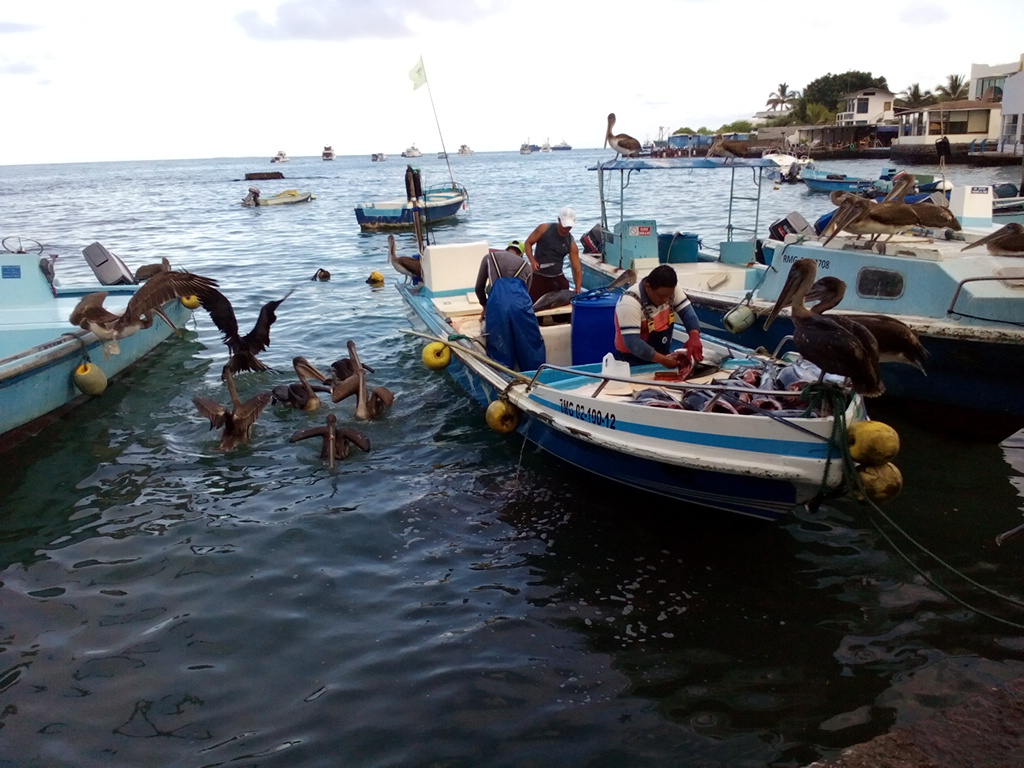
[
  {"left": 0, "top": 299, "right": 192, "bottom": 449},
  {"left": 355, "top": 187, "right": 468, "bottom": 231}
]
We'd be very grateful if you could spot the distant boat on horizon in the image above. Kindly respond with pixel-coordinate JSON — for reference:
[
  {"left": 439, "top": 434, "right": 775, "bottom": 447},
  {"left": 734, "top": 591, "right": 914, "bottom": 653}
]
[{"left": 553, "top": 140, "right": 572, "bottom": 151}]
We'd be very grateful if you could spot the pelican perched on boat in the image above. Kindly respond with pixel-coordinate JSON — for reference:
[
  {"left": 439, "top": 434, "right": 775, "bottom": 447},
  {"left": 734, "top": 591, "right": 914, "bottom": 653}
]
[
  {"left": 805, "top": 276, "right": 929, "bottom": 373},
  {"left": 193, "top": 364, "right": 273, "bottom": 451},
  {"left": 764, "top": 259, "right": 884, "bottom": 397},
  {"left": 69, "top": 269, "right": 219, "bottom": 355},
  {"left": 961, "top": 222, "right": 1024, "bottom": 256},
  {"left": 133, "top": 257, "right": 172, "bottom": 282},
  {"left": 289, "top": 412, "right": 372, "bottom": 469},
  {"left": 202, "top": 289, "right": 292, "bottom": 375},
  {"left": 604, "top": 113, "right": 641, "bottom": 159},
  {"left": 706, "top": 135, "right": 749, "bottom": 161},
  {"left": 330, "top": 340, "right": 394, "bottom": 419},
  {"left": 912, "top": 202, "right": 961, "bottom": 231},
  {"left": 388, "top": 234, "right": 422, "bottom": 284},
  {"left": 822, "top": 192, "right": 920, "bottom": 246},
  {"left": 271, "top": 356, "right": 333, "bottom": 410}
]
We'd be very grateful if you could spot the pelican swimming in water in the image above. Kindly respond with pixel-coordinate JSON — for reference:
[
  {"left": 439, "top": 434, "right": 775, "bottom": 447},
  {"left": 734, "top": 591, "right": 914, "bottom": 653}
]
[
  {"left": 133, "top": 257, "right": 172, "bottom": 282},
  {"left": 764, "top": 259, "right": 884, "bottom": 397},
  {"left": 961, "top": 222, "right": 1024, "bottom": 257},
  {"left": 330, "top": 340, "right": 394, "bottom": 419},
  {"left": 289, "top": 412, "right": 372, "bottom": 469},
  {"left": 272, "top": 356, "right": 333, "bottom": 410},
  {"left": 202, "top": 288, "right": 293, "bottom": 375},
  {"left": 69, "top": 269, "right": 219, "bottom": 355},
  {"left": 388, "top": 234, "right": 422, "bottom": 284},
  {"left": 192, "top": 364, "right": 273, "bottom": 451},
  {"left": 604, "top": 113, "right": 641, "bottom": 159},
  {"left": 822, "top": 191, "right": 920, "bottom": 247},
  {"left": 805, "top": 276, "right": 929, "bottom": 373}
]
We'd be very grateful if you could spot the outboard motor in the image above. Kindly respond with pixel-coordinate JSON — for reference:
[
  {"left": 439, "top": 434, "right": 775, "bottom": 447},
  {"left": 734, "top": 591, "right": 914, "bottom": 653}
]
[{"left": 243, "top": 186, "right": 261, "bottom": 206}]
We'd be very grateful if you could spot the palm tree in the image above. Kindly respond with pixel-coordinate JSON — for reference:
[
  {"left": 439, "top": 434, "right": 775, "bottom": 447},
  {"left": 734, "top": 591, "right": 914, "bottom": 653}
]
[
  {"left": 766, "top": 83, "right": 801, "bottom": 112},
  {"left": 935, "top": 74, "right": 968, "bottom": 102},
  {"left": 896, "top": 83, "right": 935, "bottom": 108},
  {"left": 805, "top": 103, "right": 834, "bottom": 125}
]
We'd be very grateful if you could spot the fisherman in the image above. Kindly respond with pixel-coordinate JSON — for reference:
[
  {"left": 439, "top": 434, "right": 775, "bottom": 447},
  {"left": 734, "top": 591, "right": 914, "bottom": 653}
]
[
  {"left": 475, "top": 240, "right": 546, "bottom": 371},
  {"left": 613, "top": 264, "right": 703, "bottom": 368},
  {"left": 524, "top": 207, "right": 583, "bottom": 303}
]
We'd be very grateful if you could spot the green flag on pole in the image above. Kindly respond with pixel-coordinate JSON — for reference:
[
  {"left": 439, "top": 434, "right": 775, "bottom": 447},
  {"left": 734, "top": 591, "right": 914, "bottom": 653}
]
[{"left": 409, "top": 57, "right": 427, "bottom": 90}]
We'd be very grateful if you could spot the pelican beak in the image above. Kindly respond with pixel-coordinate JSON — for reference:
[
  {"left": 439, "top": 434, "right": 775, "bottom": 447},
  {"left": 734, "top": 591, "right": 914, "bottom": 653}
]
[
  {"left": 294, "top": 357, "right": 329, "bottom": 383},
  {"left": 822, "top": 200, "right": 864, "bottom": 246},
  {"left": 763, "top": 269, "right": 801, "bottom": 330},
  {"left": 961, "top": 225, "right": 1010, "bottom": 252}
]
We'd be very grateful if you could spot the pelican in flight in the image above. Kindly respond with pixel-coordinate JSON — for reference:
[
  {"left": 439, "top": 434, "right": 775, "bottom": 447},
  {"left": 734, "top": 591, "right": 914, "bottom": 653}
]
[
  {"left": 604, "top": 113, "right": 641, "bottom": 159},
  {"left": 193, "top": 364, "right": 273, "bottom": 451},
  {"left": 961, "top": 222, "right": 1024, "bottom": 256},
  {"left": 805, "top": 276, "right": 928, "bottom": 373},
  {"left": 201, "top": 288, "right": 292, "bottom": 375},
  {"left": 133, "top": 257, "right": 172, "bottom": 282},
  {"left": 69, "top": 269, "right": 219, "bottom": 355},
  {"left": 290, "top": 412, "right": 371, "bottom": 469},
  {"left": 764, "top": 259, "right": 884, "bottom": 397},
  {"left": 330, "top": 340, "right": 394, "bottom": 419},
  {"left": 822, "top": 191, "right": 919, "bottom": 246},
  {"left": 272, "top": 357, "right": 333, "bottom": 411},
  {"left": 388, "top": 234, "right": 422, "bottom": 284}
]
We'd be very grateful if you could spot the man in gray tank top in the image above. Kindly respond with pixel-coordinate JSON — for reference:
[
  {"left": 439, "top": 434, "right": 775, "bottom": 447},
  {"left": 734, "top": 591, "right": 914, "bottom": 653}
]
[{"left": 524, "top": 206, "right": 583, "bottom": 303}]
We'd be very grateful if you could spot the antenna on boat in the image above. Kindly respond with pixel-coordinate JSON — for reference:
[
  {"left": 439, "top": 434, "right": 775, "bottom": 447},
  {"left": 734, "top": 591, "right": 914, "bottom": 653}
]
[{"left": 410, "top": 56, "right": 457, "bottom": 191}]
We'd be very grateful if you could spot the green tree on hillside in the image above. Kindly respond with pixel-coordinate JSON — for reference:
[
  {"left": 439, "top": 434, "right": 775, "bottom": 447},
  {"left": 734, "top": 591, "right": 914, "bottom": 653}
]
[
  {"left": 803, "top": 72, "right": 888, "bottom": 112},
  {"left": 766, "top": 83, "right": 801, "bottom": 112},
  {"left": 896, "top": 83, "right": 936, "bottom": 108},
  {"left": 935, "top": 74, "right": 968, "bottom": 102},
  {"left": 805, "top": 103, "right": 836, "bottom": 125}
]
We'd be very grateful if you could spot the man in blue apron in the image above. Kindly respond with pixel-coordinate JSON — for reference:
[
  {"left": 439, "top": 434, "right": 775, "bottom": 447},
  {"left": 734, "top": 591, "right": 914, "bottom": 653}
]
[{"left": 475, "top": 241, "right": 546, "bottom": 371}]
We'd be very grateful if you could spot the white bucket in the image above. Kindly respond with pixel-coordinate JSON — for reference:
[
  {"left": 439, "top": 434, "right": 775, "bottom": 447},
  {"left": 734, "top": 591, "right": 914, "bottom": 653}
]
[{"left": 601, "top": 352, "right": 630, "bottom": 379}]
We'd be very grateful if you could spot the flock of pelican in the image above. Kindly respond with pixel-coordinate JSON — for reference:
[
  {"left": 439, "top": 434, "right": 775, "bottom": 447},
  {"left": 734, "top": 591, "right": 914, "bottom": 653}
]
[{"left": 67, "top": 263, "right": 393, "bottom": 464}]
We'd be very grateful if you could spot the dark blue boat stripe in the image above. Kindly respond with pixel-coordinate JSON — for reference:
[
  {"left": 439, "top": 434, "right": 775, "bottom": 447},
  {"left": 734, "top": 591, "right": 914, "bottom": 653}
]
[{"left": 529, "top": 392, "right": 833, "bottom": 460}]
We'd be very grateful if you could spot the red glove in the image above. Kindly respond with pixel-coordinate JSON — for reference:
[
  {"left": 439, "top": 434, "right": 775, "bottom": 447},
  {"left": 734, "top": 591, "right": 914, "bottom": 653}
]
[{"left": 684, "top": 330, "right": 703, "bottom": 362}]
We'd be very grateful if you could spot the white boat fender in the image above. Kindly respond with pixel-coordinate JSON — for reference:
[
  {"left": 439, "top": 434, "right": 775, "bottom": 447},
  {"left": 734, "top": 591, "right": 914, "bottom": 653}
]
[{"left": 723, "top": 304, "right": 756, "bottom": 334}]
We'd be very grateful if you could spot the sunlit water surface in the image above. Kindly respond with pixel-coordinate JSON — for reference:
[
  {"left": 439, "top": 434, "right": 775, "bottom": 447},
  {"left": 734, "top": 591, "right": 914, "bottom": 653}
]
[{"left": 2, "top": 151, "right": 1024, "bottom": 767}]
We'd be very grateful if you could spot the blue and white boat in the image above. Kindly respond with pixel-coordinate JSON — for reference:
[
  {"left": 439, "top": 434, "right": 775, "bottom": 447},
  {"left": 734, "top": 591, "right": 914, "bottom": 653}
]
[
  {"left": 0, "top": 237, "right": 194, "bottom": 448},
  {"left": 397, "top": 239, "right": 869, "bottom": 521},
  {"left": 578, "top": 157, "right": 1024, "bottom": 425},
  {"left": 801, "top": 166, "right": 885, "bottom": 194},
  {"left": 354, "top": 181, "right": 468, "bottom": 231}
]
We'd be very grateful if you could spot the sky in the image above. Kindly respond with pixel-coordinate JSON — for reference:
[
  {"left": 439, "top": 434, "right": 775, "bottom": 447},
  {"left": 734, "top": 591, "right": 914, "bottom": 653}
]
[{"left": 2, "top": 0, "right": 1023, "bottom": 165}]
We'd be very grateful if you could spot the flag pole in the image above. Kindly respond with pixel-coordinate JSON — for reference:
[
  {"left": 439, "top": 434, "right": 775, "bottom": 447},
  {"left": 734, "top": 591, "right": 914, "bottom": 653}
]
[{"left": 411, "top": 57, "right": 456, "bottom": 191}]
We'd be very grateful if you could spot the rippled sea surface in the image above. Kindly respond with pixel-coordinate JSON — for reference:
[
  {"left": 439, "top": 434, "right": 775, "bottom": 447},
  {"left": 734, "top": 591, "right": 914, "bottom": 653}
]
[{"left": 3, "top": 151, "right": 1024, "bottom": 768}]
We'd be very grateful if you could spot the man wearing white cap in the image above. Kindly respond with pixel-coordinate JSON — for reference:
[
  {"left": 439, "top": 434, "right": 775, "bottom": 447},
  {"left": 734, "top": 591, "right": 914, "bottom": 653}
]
[{"left": 523, "top": 206, "right": 583, "bottom": 304}]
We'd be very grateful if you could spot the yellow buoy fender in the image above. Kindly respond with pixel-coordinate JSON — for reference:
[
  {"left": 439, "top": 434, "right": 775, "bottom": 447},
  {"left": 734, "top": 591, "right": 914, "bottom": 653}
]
[
  {"left": 486, "top": 399, "right": 520, "bottom": 434},
  {"left": 848, "top": 420, "right": 899, "bottom": 466},
  {"left": 366, "top": 271, "right": 385, "bottom": 286},
  {"left": 181, "top": 295, "right": 201, "bottom": 309},
  {"left": 855, "top": 462, "right": 903, "bottom": 504},
  {"left": 73, "top": 362, "right": 108, "bottom": 396},
  {"left": 422, "top": 341, "right": 451, "bottom": 370}
]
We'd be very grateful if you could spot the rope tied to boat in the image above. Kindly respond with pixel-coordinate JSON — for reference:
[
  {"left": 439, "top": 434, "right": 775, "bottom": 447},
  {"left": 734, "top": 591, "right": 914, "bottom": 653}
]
[{"left": 801, "top": 382, "right": 1024, "bottom": 629}]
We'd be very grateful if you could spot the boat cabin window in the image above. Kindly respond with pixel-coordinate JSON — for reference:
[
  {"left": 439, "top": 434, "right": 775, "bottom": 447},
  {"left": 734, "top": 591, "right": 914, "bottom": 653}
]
[{"left": 855, "top": 268, "right": 904, "bottom": 299}]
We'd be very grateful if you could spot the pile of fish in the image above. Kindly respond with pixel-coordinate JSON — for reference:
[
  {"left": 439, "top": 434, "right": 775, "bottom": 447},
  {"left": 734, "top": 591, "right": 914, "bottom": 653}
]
[{"left": 633, "top": 356, "right": 844, "bottom": 417}]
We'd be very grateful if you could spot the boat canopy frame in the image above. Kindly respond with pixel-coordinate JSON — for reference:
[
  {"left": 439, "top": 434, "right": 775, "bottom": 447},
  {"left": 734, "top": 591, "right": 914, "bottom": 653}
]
[{"left": 590, "top": 157, "right": 777, "bottom": 247}]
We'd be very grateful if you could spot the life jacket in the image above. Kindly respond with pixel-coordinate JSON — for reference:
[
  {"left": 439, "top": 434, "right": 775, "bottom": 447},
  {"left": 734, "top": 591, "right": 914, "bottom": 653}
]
[{"left": 614, "top": 288, "right": 675, "bottom": 355}]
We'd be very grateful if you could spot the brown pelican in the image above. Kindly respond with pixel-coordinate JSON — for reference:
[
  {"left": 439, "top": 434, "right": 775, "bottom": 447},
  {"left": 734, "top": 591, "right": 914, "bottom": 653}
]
[
  {"left": 193, "top": 364, "right": 273, "bottom": 451},
  {"left": 961, "top": 222, "right": 1024, "bottom": 257},
  {"left": 202, "top": 289, "right": 292, "bottom": 375},
  {"left": 912, "top": 203, "right": 961, "bottom": 231},
  {"left": 271, "top": 356, "right": 333, "bottom": 410},
  {"left": 604, "top": 113, "right": 641, "bottom": 159},
  {"left": 330, "top": 340, "right": 394, "bottom": 419},
  {"left": 328, "top": 355, "right": 374, "bottom": 381},
  {"left": 763, "top": 259, "right": 884, "bottom": 397},
  {"left": 388, "top": 234, "right": 422, "bottom": 283},
  {"left": 805, "top": 276, "right": 929, "bottom": 373},
  {"left": 310, "top": 268, "right": 331, "bottom": 281},
  {"left": 289, "top": 412, "right": 371, "bottom": 469},
  {"left": 822, "top": 192, "right": 919, "bottom": 246},
  {"left": 69, "top": 269, "right": 219, "bottom": 355},
  {"left": 133, "top": 257, "right": 171, "bottom": 282},
  {"left": 706, "top": 135, "right": 749, "bottom": 161},
  {"left": 882, "top": 173, "right": 917, "bottom": 202}
]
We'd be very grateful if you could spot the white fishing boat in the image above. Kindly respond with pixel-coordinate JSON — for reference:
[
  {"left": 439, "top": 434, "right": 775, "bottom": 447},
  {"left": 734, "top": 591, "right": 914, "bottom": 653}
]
[
  {"left": 371, "top": 153, "right": 387, "bottom": 162},
  {"left": 520, "top": 141, "right": 532, "bottom": 155},
  {"left": 322, "top": 146, "right": 335, "bottom": 161},
  {"left": 241, "top": 188, "right": 315, "bottom": 206},
  {"left": 396, "top": 239, "right": 876, "bottom": 521},
  {"left": 270, "top": 150, "right": 289, "bottom": 163},
  {"left": 457, "top": 144, "right": 474, "bottom": 156},
  {"left": 0, "top": 237, "right": 195, "bottom": 449},
  {"left": 761, "top": 148, "right": 813, "bottom": 182},
  {"left": 401, "top": 144, "right": 422, "bottom": 158}
]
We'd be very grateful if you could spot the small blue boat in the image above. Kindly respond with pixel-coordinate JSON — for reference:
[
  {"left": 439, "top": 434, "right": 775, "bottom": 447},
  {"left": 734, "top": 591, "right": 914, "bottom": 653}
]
[
  {"left": 0, "top": 237, "right": 194, "bottom": 448},
  {"left": 354, "top": 181, "right": 468, "bottom": 231},
  {"left": 801, "top": 167, "right": 881, "bottom": 194},
  {"left": 397, "top": 239, "right": 868, "bottom": 521}
]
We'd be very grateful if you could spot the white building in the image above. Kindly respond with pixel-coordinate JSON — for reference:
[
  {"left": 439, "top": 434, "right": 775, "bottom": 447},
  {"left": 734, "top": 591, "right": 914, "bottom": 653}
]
[
  {"left": 999, "top": 68, "right": 1023, "bottom": 155},
  {"left": 836, "top": 88, "right": 896, "bottom": 126}
]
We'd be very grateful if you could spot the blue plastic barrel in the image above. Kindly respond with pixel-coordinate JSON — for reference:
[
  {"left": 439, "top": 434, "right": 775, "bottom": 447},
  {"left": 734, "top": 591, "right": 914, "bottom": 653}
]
[
  {"left": 570, "top": 290, "right": 620, "bottom": 365},
  {"left": 658, "top": 232, "right": 701, "bottom": 263}
]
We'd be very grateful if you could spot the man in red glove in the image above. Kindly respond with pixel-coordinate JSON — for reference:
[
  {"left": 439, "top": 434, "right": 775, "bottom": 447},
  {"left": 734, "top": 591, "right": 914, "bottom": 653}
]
[{"left": 613, "top": 264, "right": 703, "bottom": 368}]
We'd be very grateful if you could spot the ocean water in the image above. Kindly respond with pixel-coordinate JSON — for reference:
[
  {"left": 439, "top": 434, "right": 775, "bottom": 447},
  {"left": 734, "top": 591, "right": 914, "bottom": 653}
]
[{"left": 2, "top": 151, "right": 1024, "bottom": 768}]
